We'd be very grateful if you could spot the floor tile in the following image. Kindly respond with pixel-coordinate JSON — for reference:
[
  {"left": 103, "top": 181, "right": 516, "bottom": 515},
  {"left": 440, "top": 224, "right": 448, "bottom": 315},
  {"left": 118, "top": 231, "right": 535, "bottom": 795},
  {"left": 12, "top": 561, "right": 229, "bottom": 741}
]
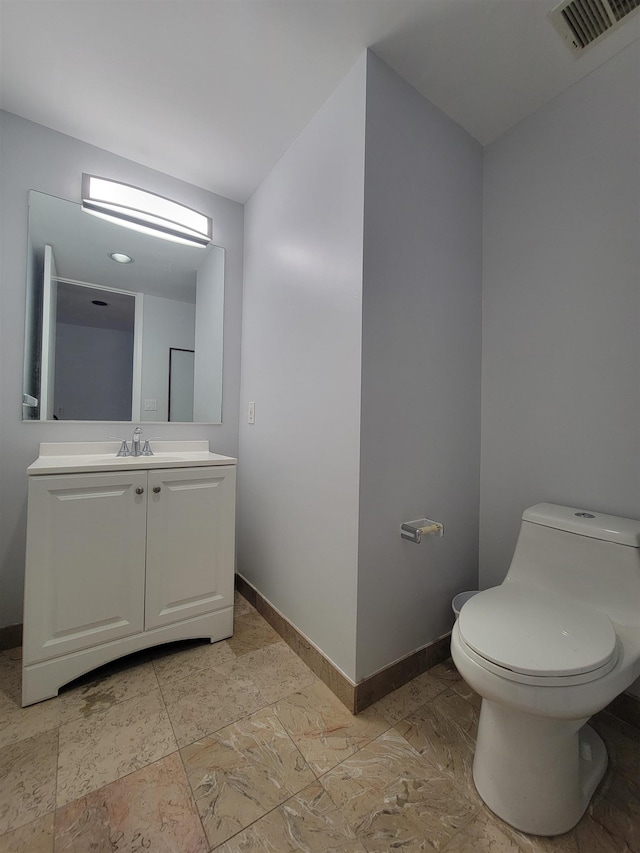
[
  {"left": 450, "top": 678, "right": 483, "bottom": 712},
  {"left": 0, "top": 729, "right": 58, "bottom": 835},
  {"left": 0, "top": 650, "right": 61, "bottom": 751},
  {"left": 395, "top": 687, "right": 480, "bottom": 803},
  {"left": 369, "top": 669, "right": 449, "bottom": 726},
  {"left": 0, "top": 813, "right": 54, "bottom": 853},
  {"left": 429, "top": 658, "right": 464, "bottom": 685},
  {"left": 226, "top": 610, "right": 281, "bottom": 657},
  {"left": 53, "top": 751, "right": 208, "bottom": 852},
  {"left": 160, "top": 660, "right": 266, "bottom": 747},
  {"left": 578, "top": 796, "right": 639, "bottom": 853},
  {"left": 152, "top": 638, "right": 237, "bottom": 685},
  {"left": 58, "top": 660, "right": 160, "bottom": 725},
  {"left": 56, "top": 688, "right": 176, "bottom": 806},
  {"left": 3, "top": 597, "right": 639, "bottom": 853},
  {"left": 441, "top": 808, "right": 579, "bottom": 852},
  {"left": 215, "top": 781, "right": 367, "bottom": 852},
  {"left": 273, "top": 679, "right": 388, "bottom": 775},
  {"left": 0, "top": 694, "right": 61, "bottom": 754},
  {"left": 321, "top": 728, "right": 476, "bottom": 852},
  {"left": 182, "top": 705, "right": 315, "bottom": 849},
  {"left": 236, "top": 641, "right": 317, "bottom": 704}
]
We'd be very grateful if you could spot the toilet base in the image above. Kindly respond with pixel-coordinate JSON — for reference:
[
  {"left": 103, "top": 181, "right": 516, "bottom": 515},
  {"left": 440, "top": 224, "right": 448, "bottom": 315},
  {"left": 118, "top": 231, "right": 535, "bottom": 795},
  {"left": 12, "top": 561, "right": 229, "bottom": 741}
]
[{"left": 473, "top": 699, "right": 607, "bottom": 836}]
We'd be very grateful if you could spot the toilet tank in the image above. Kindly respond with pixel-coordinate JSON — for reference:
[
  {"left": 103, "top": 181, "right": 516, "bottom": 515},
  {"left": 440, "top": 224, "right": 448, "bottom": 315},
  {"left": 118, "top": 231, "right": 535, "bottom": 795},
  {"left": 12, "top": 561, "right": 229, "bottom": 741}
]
[{"left": 505, "top": 503, "right": 640, "bottom": 626}]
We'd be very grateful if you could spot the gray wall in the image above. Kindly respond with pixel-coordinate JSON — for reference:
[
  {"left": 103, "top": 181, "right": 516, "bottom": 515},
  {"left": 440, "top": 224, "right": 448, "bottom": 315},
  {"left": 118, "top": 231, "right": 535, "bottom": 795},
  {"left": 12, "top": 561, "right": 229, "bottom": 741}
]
[
  {"left": 239, "top": 51, "right": 482, "bottom": 683},
  {"left": 480, "top": 41, "right": 640, "bottom": 591},
  {"left": 481, "top": 42, "right": 640, "bottom": 699},
  {"left": 0, "top": 111, "right": 244, "bottom": 629},
  {"left": 54, "top": 324, "right": 134, "bottom": 420},
  {"left": 194, "top": 247, "right": 225, "bottom": 423},
  {"left": 140, "top": 294, "right": 195, "bottom": 422},
  {"left": 356, "top": 53, "right": 482, "bottom": 680},
  {"left": 238, "top": 56, "right": 367, "bottom": 680}
]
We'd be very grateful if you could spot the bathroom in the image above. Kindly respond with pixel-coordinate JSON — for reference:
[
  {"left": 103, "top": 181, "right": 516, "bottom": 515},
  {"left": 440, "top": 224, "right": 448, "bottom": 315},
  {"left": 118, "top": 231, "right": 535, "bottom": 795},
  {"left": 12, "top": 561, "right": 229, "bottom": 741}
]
[{"left": 1, "top": 1, "right": 639, "bottom": 850}]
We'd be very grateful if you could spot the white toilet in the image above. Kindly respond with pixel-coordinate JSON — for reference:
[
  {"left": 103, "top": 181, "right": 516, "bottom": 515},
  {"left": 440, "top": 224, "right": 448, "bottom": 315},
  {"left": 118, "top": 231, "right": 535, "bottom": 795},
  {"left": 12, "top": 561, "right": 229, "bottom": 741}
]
[{"left": 451, "top": 502, "right": 640, "bottom": 836}]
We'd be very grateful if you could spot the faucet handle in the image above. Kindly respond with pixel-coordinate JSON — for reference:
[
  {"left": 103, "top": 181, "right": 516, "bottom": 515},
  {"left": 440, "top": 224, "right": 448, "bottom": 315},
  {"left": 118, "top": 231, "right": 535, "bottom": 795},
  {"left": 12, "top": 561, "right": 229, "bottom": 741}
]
[
  {"left": 108, "top": 438, "right": 130, "bottom": 457},
  {"left": 141, "top": 437, "right": 161, "bottom": 456}
]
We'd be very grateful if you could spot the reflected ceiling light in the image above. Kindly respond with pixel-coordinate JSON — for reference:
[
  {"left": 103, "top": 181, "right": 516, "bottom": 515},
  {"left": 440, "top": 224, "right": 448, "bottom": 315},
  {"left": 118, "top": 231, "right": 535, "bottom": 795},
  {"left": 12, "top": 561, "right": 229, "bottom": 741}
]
[
  {"left": 109, "top": 252, "right": 133, "bottom": 264},
  {"left": 82, "top": 174, "right": 212, "bottom": 247}
]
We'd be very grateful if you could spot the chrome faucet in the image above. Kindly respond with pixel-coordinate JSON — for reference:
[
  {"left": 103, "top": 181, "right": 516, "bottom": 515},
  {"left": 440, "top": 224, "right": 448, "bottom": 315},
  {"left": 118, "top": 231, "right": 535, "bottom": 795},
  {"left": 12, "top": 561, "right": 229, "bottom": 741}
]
[{"left": 131, "top": 426, "right": 143, "bottom": 457}]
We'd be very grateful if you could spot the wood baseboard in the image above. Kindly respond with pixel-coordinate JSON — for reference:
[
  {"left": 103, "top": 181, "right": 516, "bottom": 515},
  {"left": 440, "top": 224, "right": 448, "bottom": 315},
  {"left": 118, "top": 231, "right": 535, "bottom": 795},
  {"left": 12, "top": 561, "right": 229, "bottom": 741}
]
[
  {"left": 235, "top": 574, "right": 450, "bottom": 714},
  {"left": 0, "top": 623, "right": 22, "bottom": 651}
]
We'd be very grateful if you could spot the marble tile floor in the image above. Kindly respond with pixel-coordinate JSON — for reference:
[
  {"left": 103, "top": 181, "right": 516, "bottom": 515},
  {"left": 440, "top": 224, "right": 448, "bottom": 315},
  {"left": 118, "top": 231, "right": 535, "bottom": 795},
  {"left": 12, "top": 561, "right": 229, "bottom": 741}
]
[{"left": 1, "top": 591, "right": 638, "bottom": 852}]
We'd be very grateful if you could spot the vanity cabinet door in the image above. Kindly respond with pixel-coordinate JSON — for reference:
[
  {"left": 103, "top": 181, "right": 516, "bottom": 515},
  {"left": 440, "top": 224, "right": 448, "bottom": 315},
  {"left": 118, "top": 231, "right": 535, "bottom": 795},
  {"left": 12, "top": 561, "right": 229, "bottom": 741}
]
[
  {"left": 23, "top": 471, "right": 148, "bottom": 665},
  {"left": 144, "top": 466, "right": 236, "bottom": 630}
]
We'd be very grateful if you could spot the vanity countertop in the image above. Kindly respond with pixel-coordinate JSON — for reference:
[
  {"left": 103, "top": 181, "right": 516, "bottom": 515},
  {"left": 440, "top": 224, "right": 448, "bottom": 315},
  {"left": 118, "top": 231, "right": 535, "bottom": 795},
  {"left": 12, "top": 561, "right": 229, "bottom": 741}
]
[{"left": 28, "top": 440, "right": 237, "bottom": 476}]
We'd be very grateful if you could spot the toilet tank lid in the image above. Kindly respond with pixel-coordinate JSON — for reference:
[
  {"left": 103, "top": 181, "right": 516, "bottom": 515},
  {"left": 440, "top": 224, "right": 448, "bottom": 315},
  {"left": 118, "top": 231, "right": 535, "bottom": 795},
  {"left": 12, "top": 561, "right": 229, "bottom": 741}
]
[{"left": 522, "top": 503, "right": 640, "bottom": 547}]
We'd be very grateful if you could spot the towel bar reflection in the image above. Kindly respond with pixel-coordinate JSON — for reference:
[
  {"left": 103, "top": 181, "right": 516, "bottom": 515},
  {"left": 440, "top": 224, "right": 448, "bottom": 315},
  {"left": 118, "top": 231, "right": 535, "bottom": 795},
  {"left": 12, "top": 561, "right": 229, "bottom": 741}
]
[{"left": 401, "top": 518, "right": 444, "bottom": 543}]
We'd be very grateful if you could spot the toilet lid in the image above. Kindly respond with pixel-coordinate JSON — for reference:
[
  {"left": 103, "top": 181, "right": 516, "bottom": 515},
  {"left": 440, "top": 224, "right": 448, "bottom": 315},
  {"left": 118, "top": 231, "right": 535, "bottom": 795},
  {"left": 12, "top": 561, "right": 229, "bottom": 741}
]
[{"left": 458, "top": 582, "right": 617, "bottom": 677}]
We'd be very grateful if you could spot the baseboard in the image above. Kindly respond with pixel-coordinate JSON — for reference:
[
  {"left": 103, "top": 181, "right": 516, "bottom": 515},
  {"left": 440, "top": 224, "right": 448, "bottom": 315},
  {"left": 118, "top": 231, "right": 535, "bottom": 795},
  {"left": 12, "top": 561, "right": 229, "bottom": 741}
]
[
  {"left": 352, "top": 632, "right": 451, "bottom": 713},
  {"left": 235, "top": 574, "right": 356, "bottom": 710},
  {"left": 606, "top": 691, "right": 640, "bottom": 730},
  {"left": 0, "top": 623, "right": 22, "bottom": 651},
  {"left": 235, "top": 574, "right": 451, "bottom": 714}
]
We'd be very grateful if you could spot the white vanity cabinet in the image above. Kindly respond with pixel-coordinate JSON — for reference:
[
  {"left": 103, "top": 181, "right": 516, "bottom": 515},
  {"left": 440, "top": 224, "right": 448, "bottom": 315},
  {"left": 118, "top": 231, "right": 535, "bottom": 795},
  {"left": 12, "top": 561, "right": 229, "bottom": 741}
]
[
  {"left": 144, "top": 466, "right": 236, "bottom": 630},
  {"left": 22, "top": 442, "right": 236, "bottom": 706}
]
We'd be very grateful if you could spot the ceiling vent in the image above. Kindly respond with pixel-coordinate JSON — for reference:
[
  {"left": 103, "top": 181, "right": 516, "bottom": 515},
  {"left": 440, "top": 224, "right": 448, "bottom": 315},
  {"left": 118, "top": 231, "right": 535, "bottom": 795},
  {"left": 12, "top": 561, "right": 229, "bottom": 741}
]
[{"left": 550, "top": 0, "right": 640, "bottom": 54}]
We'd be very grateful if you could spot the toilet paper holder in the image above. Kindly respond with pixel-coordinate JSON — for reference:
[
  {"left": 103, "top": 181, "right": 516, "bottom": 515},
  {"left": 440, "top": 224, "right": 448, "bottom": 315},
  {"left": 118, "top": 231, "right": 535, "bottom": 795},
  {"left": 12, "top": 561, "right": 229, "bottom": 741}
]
[{"left": 400, "top": 518, "right": 444, "bottom": 543}]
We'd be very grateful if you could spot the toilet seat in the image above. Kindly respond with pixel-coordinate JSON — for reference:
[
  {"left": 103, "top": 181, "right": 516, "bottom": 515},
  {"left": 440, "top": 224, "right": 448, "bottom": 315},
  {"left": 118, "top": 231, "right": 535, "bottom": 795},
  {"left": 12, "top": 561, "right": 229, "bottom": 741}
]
[{"left": 458, "top": 582, "right": 618, "bottom": 686}]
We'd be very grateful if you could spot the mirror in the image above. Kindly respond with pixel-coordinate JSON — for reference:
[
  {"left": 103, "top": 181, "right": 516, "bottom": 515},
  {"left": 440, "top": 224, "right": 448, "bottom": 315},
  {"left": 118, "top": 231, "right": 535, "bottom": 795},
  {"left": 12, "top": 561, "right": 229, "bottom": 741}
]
[{"left": 23, "top": 190, "right": 224, "bottom": 423}]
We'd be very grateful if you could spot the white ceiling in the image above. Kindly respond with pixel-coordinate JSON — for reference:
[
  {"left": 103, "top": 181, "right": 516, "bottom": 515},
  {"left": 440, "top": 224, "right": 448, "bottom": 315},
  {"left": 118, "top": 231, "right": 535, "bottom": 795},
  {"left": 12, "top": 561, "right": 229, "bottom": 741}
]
[{"left": 1, "top": 0, "right": 639, "bottom": 203}]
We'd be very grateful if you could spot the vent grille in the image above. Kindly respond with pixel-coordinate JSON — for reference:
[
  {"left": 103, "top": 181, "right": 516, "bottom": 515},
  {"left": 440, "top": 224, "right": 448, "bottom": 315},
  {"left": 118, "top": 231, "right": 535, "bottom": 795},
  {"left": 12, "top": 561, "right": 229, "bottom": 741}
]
[
  {"left": 550, "top": 0, "right": 640, "bottom": 53},
  {"left": 609, "top": 0, "right": 640, "bottom": 20}
]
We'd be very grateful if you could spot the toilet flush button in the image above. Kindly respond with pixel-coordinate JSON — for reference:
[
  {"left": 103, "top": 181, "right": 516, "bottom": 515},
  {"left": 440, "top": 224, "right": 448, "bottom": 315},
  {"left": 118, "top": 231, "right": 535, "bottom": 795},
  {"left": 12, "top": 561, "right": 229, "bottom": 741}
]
[{"left": 575, "top": 512, "right": 596, "bottom": 519}]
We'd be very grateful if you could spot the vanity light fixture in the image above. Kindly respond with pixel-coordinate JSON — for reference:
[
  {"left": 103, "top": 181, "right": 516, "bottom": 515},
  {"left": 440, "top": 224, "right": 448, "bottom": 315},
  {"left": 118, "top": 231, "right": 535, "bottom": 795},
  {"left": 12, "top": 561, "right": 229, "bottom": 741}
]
[
  {"left": 82, "top": 174, "right": 212, "bottom": 247},
  {"left": 109, "top": 252, "right": 133, "bottom": 264}
]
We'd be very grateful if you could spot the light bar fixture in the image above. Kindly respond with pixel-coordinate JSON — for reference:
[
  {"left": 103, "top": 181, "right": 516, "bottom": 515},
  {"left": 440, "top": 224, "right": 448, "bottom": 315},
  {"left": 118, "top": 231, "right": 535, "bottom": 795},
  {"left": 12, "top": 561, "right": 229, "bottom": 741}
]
[{"left": 81, "top": 174, "right": 212, "bottom": 247}]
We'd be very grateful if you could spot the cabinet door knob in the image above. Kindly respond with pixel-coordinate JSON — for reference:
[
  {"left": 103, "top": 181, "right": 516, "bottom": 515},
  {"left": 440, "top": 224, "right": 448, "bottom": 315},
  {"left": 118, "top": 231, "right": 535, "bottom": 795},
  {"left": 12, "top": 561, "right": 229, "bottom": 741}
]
[
  {"left": 135, "top": 487, "right": 144, "bottom": 495},
  {"left": 153, "top": 486, "right": 161, "bottom": 494}
]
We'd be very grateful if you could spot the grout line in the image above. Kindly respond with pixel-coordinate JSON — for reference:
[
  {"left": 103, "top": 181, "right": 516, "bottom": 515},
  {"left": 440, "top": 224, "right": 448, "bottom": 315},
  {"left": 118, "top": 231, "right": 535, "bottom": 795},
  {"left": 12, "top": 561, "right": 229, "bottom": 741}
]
[
  {"left": 155, "top": 665, "right": 182, "bottom": 765},
  {"left": 53, "top": 749, "right": 183, "bottom": 820},
  {"left": 271, "top": 699, "right": 323, "bottom": 782},
  {"left": 175, "top": 741, "right": 210, "bottom": 851},
  {"left": 438, "top": 804, "right": 484, "bottom": 852},
  {"left": 52, "top": 725, "right": 61, "bottom": 832},
  {"left": 54, "top": 687, "right": 180, "bottom": 810}
]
